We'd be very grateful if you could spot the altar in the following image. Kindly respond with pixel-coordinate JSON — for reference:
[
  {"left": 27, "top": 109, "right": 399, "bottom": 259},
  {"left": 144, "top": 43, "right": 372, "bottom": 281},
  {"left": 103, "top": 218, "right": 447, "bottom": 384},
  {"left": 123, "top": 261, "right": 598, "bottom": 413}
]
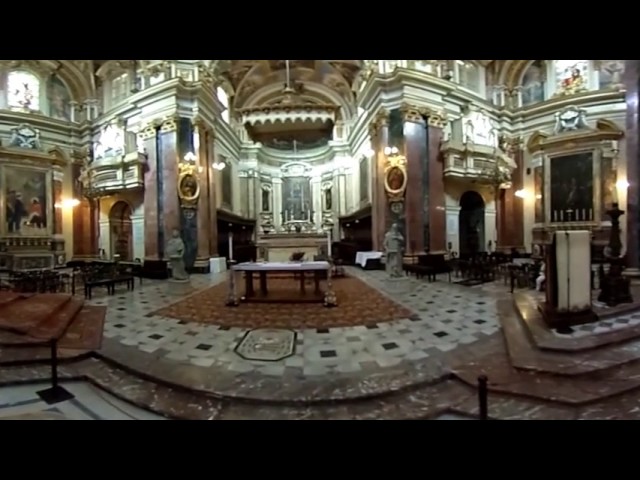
[
  {"left": 229, "top": 261, "right": 331, "bottom": 304},
  {"left": 256, "top": 233, "right": 328, "bottom": 262}
]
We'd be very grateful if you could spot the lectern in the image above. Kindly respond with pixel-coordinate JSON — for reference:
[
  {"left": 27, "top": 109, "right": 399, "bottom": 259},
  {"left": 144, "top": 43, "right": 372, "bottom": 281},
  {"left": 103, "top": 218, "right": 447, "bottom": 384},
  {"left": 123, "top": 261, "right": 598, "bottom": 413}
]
[{"left": 540, "top": 230, "right": 596, "bottom": 329}]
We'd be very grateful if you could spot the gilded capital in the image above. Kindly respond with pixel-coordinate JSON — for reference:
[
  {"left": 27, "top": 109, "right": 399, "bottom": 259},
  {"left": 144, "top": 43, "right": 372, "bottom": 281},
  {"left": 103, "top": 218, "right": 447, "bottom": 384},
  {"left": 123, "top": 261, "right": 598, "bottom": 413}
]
[
  {"left": 426, "top": 110, "right": 447, "bottom": 129},
  {"left": 159, "top": 117, "right": 178, "bottom": 133},
  {"left": 369, "top": 109, "right": 389, "bottom": 136},
  {"left": 138, "top": 124, "right": 158, "bottom": 141},
  {"left": 400, "top": 103, "right": 424, "bottom": 124}
]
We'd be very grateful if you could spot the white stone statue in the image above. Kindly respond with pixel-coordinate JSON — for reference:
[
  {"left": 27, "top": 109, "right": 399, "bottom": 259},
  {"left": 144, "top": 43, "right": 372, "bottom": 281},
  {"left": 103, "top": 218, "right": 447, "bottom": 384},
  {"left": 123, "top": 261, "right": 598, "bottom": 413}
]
[
  {"left": 383, "top": 223, "right": 405, "bottom": 278},
  {"left": 166, "top": 228, "right": 189, "bottom": 281}
]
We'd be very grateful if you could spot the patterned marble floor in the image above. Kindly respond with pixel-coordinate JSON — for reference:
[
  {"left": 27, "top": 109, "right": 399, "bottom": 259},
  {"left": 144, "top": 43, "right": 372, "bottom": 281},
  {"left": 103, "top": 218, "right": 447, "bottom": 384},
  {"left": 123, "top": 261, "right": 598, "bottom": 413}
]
[
  {"left": 96, "top": 268, "right": 504, "bottom": 377},
  {"left": 0, "top": 381, "right": 166, "bottom": 420}
]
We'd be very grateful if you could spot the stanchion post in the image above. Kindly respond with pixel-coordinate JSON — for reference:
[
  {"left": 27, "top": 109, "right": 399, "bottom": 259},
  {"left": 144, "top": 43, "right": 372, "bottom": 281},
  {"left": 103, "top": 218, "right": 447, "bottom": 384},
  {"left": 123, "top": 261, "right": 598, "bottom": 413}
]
[
  {"left": 36, "top": 339, "right": 75, "bottom": 405},
  {"left": 478, "top": 375, "right": 489, "bottom": 420}
]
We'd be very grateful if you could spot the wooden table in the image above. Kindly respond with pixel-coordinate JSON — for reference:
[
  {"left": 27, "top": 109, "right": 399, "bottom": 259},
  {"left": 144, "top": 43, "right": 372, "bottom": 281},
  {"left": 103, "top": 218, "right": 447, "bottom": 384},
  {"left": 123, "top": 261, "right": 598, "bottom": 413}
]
[{"left": 229, "top": 261, "right": 331, "bottom": 304}]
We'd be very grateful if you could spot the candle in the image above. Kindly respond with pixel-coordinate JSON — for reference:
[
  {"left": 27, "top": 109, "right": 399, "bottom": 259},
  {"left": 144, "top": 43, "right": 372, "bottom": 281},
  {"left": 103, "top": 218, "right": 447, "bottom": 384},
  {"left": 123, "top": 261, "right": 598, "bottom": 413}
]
[
  {"left": 327, "top": 230, "right": 332, "bottom": 257},
  {"left": 560, "top": 210, "right": 564, "bottom": 222},
  {"left": 228, "top": 233, "right": 234, "bottom": 261},
  {"left": 582, "top": 209, "right": 586, "bottom": 221},
  {"left": 553, "top": 210, "right": 557, "bottom": 222},
  {"left": 589, "top": 208, "right": 593, "bottom": 220}
]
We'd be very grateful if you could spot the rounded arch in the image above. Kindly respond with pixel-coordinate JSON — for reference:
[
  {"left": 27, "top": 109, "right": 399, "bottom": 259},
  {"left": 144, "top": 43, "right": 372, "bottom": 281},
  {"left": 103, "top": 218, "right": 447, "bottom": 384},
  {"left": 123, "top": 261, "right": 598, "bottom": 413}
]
[
  {"left": 109, "top": 200, "right": 133, "bottom": 261},
  {"left": 57, "top": 60, "right": 95, "bottom": 101},
  {"left": 460, "top": 190, "right": 485, "bottom": 210}
]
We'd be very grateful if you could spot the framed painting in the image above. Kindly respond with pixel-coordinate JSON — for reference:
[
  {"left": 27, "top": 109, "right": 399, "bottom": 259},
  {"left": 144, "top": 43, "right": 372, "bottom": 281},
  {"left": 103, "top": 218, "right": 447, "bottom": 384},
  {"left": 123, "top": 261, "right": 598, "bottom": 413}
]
[
  {"left": 547, "top": 151, "right": 595, "bottom": 223},
  {"left": 2, "top": 165, "right": 52, "bottom": 236}
]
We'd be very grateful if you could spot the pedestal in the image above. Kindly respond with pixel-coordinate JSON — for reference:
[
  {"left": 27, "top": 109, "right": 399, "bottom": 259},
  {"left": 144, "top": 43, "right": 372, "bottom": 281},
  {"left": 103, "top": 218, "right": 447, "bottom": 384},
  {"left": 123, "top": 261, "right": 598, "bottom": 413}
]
[{"left": 167, "top": 277, "right": 192, "bottom": 295}]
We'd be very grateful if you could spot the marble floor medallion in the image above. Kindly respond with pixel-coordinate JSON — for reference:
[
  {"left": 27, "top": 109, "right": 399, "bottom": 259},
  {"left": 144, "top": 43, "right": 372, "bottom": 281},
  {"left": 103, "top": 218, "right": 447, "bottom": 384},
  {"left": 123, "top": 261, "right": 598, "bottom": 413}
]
[{"left": 234, "top": 328, "right": 297, "bottom": 361}]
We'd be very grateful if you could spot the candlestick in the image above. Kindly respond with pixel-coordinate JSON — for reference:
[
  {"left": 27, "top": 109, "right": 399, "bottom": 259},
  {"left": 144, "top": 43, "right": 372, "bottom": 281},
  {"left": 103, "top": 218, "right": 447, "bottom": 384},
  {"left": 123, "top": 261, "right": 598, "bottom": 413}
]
[{"left": 228, "top": 232, "right": 234, "bottom": 261}]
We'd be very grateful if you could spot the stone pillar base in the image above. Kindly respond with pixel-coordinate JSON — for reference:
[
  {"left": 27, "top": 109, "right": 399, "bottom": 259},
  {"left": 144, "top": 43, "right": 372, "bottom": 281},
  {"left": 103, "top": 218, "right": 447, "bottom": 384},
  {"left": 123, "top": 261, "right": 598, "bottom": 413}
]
[{"left": 167, "top": 277, "right": 193, "bottom": 295}]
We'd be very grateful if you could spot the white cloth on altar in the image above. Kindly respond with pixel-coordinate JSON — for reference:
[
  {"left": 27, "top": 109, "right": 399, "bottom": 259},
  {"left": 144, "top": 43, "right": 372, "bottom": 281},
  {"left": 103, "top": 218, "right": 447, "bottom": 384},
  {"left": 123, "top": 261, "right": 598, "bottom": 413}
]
[
  {"left": 355, "top": 251, "right": 383, "bottom": 268},
  {"left": 232, "top": 261, "right": 330, "bottom": 272}
]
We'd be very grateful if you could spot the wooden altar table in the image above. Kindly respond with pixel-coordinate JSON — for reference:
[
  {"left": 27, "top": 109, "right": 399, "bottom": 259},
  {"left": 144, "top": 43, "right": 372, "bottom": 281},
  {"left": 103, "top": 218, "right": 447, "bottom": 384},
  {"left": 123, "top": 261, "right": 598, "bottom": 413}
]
[{"left": 230, "top": 261, "right": 331, "bottom": 304}]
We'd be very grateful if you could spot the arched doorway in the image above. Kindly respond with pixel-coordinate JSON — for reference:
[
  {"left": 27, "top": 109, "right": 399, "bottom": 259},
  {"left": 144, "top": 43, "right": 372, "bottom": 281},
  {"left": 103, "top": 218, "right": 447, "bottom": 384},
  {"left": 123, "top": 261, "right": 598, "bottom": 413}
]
[
  {"left": 109, "top": 201, "right": 133, "bottom": 261},
  {"left": 459, "top": 191, "right": 485, "bottom": 256}
]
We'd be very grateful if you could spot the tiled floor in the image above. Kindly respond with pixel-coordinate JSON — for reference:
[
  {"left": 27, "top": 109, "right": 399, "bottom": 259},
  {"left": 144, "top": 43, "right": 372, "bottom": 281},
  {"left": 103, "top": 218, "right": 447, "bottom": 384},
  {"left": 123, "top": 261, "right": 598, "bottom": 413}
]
[
  {"left": 96, "top": 268, "right": 503, "bottom": 377},
  {"left": 0, "top": 381, "right": 166, "bottom": 420}
]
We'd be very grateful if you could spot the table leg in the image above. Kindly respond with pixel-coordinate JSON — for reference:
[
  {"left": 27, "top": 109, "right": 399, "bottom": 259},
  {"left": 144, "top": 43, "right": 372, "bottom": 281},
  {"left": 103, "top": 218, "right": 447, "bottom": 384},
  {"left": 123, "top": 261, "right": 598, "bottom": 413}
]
[
  {"left": 245, "top": 272, "right": 255, "bottom": 297},
  {"left": 300, "top": 271, "right": 306, "bottom": 295},
  {"left": 259, "top": 272, "right": 268, "bottom": 296},
  {"left": 314, "top": 271, "right": 321, "bottom": 294}
]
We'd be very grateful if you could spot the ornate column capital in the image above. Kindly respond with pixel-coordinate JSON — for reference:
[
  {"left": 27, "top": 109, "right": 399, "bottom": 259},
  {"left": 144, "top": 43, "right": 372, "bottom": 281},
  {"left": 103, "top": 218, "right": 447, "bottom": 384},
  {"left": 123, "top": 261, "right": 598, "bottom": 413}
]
[
  {"left": 420, "top": 107, "right": 447, "bottom": 128},
  {"left": 368, "top": 109, "right": 389, "bottom": 136},
  {"left": 138, "top": 123, "right": 158, "bottom": 141},
  {"left": 159, "top": 116, "right": 178, "bottom": 133},
  {"left": 400, "top": 103, "right": 425, "bottom": 124}
]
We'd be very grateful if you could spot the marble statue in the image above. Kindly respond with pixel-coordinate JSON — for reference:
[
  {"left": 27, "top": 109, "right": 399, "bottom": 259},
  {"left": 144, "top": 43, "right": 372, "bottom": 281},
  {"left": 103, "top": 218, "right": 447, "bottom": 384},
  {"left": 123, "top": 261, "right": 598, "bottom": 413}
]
[
  {"left": 166, "top": 229, "right": 189, "bottom": 281},
  {"left": 383, "top": 223, "right": 405, "bottom": 278}
]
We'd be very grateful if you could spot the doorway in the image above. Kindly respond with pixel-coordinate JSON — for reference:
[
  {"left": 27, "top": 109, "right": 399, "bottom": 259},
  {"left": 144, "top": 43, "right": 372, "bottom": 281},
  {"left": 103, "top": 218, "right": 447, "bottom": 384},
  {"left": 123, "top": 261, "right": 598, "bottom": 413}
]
[
  {"left": 459, "top": 190, "right": 485, "bottom": 256},
  {"left": 109, "top": 201, "right": 133, "bottom": 261}
]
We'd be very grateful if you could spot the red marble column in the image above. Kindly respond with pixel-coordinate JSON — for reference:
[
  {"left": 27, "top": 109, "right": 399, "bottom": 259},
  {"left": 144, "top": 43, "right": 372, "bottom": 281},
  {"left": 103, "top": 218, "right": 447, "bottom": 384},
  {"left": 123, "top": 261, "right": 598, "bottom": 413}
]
[
  {"left": 402, "top": 105, "right": 427, "bottom": 254},
  {"left": 426, "top": 117, "right": 446, "bottom": 253},
  {"left": 72, "top": 163, "right": 98, "bottom": 258},
  {"left": 193, "top": 119, "right": 214, "bottom": 269},
  {"left": 139, "top": 123, "right": 160, "bottom": 260},
  {"left": 52, "top": 169, "right": 63, "bottom": 236},
  {"left": 624, "top": 60, "right": 640, "bottom": 270},
  {"left": 158, "top": 117, "right": 181, "bottom": 258},
  {"left": 499, "top": 141, "right": 525, "bottom": 250},
  {"left": 370, "top": 110, "right": 389, "bottom": 251}
]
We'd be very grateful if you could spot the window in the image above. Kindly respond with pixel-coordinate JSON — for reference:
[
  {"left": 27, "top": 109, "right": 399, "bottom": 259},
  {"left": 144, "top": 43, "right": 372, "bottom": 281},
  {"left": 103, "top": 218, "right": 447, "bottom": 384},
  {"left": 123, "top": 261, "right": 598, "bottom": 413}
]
[
  {"left": 217, "top": 86, "right": 230, "bottom": 123},
  {"left": 7, "top": 71, "right": 40, "bottom": 111},
  {"left": 111, "top": 73, "right": 129, "bottom": 105}
]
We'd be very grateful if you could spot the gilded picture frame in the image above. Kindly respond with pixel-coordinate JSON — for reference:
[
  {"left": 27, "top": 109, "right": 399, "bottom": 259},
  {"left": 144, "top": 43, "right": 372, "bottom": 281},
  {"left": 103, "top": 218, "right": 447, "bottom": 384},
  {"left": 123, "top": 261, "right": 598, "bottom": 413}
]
[
  {"left": 384, "top": 155, "right": 408, "bottom": 201},
  {"left": 1, "top": 164, "right": 53, "bottom": 237},
  {"left": 177, "top": 171, "right": 200, "bottom": 208}
]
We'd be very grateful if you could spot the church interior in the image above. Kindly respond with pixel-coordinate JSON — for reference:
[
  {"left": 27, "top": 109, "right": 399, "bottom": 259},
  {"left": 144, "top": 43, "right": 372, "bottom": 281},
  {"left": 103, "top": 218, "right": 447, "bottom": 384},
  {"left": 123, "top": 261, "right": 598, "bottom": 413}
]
[{"left": 0, "top": 59, "right": 639, "bottom": 420}]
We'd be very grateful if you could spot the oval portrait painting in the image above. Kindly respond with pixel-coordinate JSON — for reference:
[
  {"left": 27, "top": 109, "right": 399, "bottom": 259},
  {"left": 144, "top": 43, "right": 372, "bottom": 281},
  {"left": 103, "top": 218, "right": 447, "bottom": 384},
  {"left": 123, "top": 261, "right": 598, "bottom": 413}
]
[
  {"left": 179, "top": 174, "right": 199, "bottom": 199},
  {"left": 386, "top": 166, "right": 406, "bottom": 193}
]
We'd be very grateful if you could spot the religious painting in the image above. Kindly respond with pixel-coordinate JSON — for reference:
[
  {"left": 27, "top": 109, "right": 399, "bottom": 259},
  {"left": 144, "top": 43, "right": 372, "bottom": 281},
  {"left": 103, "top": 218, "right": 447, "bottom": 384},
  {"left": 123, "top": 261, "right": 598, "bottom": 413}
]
[
  {"left": 521, "top": 60, "right": 546, "bottom": 106},
  {"left": 549, "top": 152, "right": 594, "bottom": 223},
  {"left": 601, "top": 156, "right": 617, "bottom": 219},
  {"left": 177, "top": 172, "right": 199, "bottom": 208},
  {"left": 359, "top": 156, "right": 368, "bottom": 203},
  {"left": 282, "top": 176, "right": 312, "bottom": 222},
  {"left": 385, "top": 166, "right": 406, "bottom": 193},
  {"left": 7, "top": 70, "right": 40, "bottom": 111},
  {"left": 3, "top": 166, "right": 51, "bottom": 236},
  {"left": 220, "top": 155, "right": 232, "bottom": 208},
  {"left": 599, "top": 61, "right": 625, "bottom": 90},
  {"left": 47, "top": 74, "right": 72, "bottom": 121},
  {"left": 534, "top": 165, "right": 544, "bottom": 223},
  {"left": 554, "top": 60, "right": 589, "bottom": 95}
]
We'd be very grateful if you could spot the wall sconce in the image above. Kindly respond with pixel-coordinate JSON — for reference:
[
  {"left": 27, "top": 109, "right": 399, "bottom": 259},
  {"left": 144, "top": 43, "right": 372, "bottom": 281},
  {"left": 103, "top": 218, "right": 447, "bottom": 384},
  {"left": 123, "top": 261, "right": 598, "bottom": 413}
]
[
  {"left": 55, "top": 198, "right": 80, "bottom": 209},
  {"left": 183, "top": 152, "right": 197, "bottom": 163},
  {"left": 616, "top": 179, "right": 630, "bottom": 190},
  {"left": 384, "top": 146, "right": 399, "bottom": 156},
  {"left": 213, "top": 160, "right": 226, "bottom": 171},
  {"left": 514, "top": 189, "right": 527, "bottom": 199},
  {"left": 364, "top": 147, "right": 375, "bottom": 157}
]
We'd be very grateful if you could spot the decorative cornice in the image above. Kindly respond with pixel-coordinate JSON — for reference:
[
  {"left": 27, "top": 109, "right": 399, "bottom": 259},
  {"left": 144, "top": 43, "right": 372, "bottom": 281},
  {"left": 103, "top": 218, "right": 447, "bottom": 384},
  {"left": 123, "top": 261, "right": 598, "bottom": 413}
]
[
  {"left": 159, "top": 117, "right": 177, "bottom": 133},
  {"left": 400, "top": 103, "right": 424, "bottom": 124}
]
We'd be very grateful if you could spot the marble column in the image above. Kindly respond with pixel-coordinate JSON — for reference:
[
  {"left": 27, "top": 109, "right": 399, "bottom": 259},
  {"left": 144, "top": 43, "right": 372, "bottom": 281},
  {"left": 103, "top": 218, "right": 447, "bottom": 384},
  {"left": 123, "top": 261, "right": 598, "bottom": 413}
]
[
  {"left": 499, "top": 139, "right": 525, "bottom": 250},
  {"left": 157, "top": 117, "right": 181, "bottom": 258},
  {"left": 370, "top": 110, "right": 389, "bottom": 251},
  {"left": 72, "top": 163, "right": 98, "bottom": 258},
  {"left": 426, "top": 114, "right": 447, "bottom": 253},
  {"left": 138, "top": 122, "right": 160, "bottom": 260},
  {"left": 401, "top": 105, "right": 427, "bottom": 254},
  {"left": 131, "top": 215, "right": 145, "bottom": 260},
  {"left": 273, "top": 178, "right": 283, "bottom": 231},
  {"left": 624, "top": 60, "right": 640, "bottom": 271},
  {"left": 311, "top": 175, "right": 322, "bottom": 227},
  {"left": 193, "top": 119, "right": 214, "bottom": 270},
  {"left": 206, "top": 129, "right": 218, "bottom": 256},
  {"left": 52, "top": 167, "right": 65, "bottom": 260}
]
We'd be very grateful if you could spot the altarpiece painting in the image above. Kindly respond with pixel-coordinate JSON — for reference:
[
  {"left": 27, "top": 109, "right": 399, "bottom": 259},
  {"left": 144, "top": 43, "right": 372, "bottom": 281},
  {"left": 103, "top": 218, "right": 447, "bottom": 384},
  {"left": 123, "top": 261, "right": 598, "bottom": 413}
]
[
  {"left": 3, "top": 166, "right": 51, "bottom": 236},
  {"left": 549, "top": 152, "right": 594, "bottom": 222}
]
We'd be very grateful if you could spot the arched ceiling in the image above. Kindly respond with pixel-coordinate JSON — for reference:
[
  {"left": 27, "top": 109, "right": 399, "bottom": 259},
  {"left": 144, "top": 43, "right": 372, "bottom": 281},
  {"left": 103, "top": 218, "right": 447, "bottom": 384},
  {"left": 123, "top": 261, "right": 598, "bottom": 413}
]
[{"left": 216, "top": 60, "right": 363, "bottom": 110}]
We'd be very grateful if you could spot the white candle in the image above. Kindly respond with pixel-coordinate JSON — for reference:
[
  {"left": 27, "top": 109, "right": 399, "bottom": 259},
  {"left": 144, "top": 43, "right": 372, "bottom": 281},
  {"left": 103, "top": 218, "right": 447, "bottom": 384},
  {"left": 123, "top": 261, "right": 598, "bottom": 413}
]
[
  {"left": 589, "top": 208, "right": 593, "bottom": 220},
  {"left": 327, "top": 230, "right": 332, "bottom": 257},
  {"left": 228, "top": 233, "right": 234, "bottom": 261},
  {"left": 553, "top": 210, "right": 557, "bottom": 222},
  {"left": 560, "top": 210, "right": 564, "bottom": 222}
]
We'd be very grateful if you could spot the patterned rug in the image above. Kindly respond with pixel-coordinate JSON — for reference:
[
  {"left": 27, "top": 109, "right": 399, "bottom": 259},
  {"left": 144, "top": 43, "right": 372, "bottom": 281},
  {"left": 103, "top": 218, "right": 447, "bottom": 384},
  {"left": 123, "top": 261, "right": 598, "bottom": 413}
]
[{"left": 153, "top": 275, "right": 413, "bottom": 329}]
